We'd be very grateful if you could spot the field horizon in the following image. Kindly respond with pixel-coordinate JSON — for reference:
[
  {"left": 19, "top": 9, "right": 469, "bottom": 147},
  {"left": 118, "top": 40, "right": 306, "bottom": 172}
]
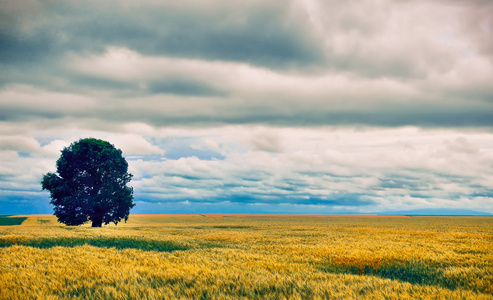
[
  {"left": 5, "top": 212, "right": 492, "bottom": 219},
  {"left": 5, "top": 213, "right": 411, "bottom": 218}
]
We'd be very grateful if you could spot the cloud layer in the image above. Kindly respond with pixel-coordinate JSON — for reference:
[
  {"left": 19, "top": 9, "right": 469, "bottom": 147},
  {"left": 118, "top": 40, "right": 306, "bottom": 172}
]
[
  {"left": 1, "top": 0, "right": 492, "bottom": 214},
  {"left": 1, "top": 126, "right": 492, "bottom": 214}
]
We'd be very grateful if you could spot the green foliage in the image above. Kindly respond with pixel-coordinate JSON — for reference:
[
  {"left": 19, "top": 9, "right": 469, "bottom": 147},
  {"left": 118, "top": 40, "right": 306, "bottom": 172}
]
[
  {"left": 41, "top": 138, "right": 134, "bottom": 227},
  {"left": 0, "top": 216, "right": 27, "bottom": 226}
]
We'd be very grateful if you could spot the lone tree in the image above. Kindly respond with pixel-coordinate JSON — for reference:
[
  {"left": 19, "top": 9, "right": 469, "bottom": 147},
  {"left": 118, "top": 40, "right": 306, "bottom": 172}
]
[{"left": 41, "top": 138, "right": 135, "bottom": 227}]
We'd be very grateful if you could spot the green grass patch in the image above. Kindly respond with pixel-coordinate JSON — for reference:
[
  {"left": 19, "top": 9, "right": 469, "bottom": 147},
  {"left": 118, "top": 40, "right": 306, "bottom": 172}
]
[
  {"left": 37, "top": 218, "right": 51, "bottom": 224},
  {"left": 320, "top": 259, "right": 491, "bottom": 294},
  {"left": 0, "top": 216, "right": 27, "bottom": 226},
  {"left": 321, "top": 260, "right": 440, "bottom": 285},
  {"left": 190, "top": 225, "right": 254, "bottom": 230},
  {"left": 211, "top": 225, "right": 254, "bottom": 229},
  {"left": 0, "top": 236, "right": 190, "bottom": 252}
]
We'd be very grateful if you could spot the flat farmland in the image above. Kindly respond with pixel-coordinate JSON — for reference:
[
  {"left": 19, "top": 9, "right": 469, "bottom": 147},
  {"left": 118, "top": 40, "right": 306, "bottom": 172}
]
[{"left": 1, "top": 215, "right": 492, "bottom": 299}]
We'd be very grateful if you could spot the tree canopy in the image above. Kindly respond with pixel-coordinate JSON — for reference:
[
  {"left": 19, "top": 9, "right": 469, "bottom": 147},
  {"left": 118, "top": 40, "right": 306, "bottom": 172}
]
[{"left": 41, "top": 138, "right": 134, "bottom": 227}]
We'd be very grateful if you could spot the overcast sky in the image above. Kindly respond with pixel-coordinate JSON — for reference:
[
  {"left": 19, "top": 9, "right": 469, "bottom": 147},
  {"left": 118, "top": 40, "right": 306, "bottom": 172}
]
[{"left": 1, "top": 0, "right": 492, "bottom": 215}]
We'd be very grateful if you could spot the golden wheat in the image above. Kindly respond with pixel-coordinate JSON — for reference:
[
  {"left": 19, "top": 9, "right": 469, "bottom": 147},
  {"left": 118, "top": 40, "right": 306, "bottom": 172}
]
[{"left": 1, "top": 215, "right": 492, "bottom": 299}]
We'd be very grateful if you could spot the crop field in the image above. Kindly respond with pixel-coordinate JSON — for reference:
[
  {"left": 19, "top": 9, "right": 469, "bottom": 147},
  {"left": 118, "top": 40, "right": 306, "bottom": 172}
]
[{"left": 0, "top": 215, "right": 492, "bottom": 299}]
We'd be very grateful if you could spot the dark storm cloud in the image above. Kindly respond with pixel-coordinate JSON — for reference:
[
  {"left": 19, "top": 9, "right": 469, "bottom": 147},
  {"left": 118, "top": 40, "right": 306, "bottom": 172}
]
[
  {"left": 147, "top": 80, "right": 227, "bottom": 97},
  {"left": 1, "top": 0, "right": 492, "bottom": 129},
  {"left": 132, "top": 192, "right": 374, "bottom": 207},
  {"left": 225, "top": 193, "right": 374, "bottom": 206},
  {"left": 0, "top": 0, "right": 324, "bottom": 71},
  {"left": 106, "top": 101, "right": 493, "bottom": 128},
  {"left": 0, "top": 32, "right": 55, "bottom": 64},
  {"left": 2, "top": 98, "right": 492, "bottom": 129}
]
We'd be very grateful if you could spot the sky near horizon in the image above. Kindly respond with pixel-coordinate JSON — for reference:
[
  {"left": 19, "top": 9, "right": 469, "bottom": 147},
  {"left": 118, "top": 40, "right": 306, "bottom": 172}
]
[{"left": 0, "top": 0, "right": 492, "bottom": 215}]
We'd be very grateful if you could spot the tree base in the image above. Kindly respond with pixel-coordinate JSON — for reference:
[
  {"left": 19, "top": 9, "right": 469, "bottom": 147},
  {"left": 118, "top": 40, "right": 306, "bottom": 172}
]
[{"left": 91, "top": 218, "right": 102, "bottom": 227}]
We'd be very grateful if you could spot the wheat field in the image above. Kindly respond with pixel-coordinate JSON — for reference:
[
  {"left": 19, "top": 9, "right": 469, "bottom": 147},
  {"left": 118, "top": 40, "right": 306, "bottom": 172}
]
[{"left": 1, "top": 214, "right": 492, "bottom": 299}]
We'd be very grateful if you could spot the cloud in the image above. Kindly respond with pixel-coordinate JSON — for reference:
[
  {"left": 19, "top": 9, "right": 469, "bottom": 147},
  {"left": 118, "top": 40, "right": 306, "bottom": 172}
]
[
  {"left": 110, "top": 134, "right": 165, "bottom": 155},
  {"left": 247, "top": 128, "right": 285, "bottom": 153},
  {"left": 0, "top": 0, "right": 324, "bottom": 70},
  {"left": 0, "top": 135, "right": 40, "bottom": 152},
  {"left": 114, "top": 127, "right": 493, "bottom": 212},
  {"left": 41, "top": 140, "right": 70, "bottom": 157},
  {"left": 1, "top": 0, "right": 492, "bottom": 128},
  {"left": 453, "top": 1, "right": 493, "bottom": 58},
  {"left": 0, "top": 126, "right": 492, "bottom": 214},
  {"left": 1, "top": 1, "right": 492, "bottom": 214}
]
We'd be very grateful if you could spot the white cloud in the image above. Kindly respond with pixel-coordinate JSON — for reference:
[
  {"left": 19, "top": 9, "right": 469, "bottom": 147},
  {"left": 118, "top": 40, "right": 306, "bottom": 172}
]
[
  {"left": 0, "top": 85, "right": 98, "bottom": 115},
  {"left": 41, "top": 140, "right": 69, "bottom": 157},
  {"left": 246, "top": 128, "right": 285, "bottom": 153},
  {"left": 110, "top": 126, "right": 493, "bottom": 212},
  {"left": 1, "top": 125, "right": 492, "bottom": 213},
  {"left": 0, "top": 135, "right": 40, "bottom": 152},
  {"left": 110, "top": 134, "right": 164, "bottom": 155}
]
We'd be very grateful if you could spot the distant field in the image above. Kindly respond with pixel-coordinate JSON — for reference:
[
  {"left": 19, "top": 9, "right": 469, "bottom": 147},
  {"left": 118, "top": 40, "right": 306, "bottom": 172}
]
[{"left": 1, "top": 215, "right": 492, "bottom": 299}]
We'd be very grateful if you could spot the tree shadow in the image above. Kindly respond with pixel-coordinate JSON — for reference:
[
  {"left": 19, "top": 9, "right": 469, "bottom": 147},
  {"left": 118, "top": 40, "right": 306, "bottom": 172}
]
[{"left": 1, "top": 237, "right": 190, "bottom": 252}]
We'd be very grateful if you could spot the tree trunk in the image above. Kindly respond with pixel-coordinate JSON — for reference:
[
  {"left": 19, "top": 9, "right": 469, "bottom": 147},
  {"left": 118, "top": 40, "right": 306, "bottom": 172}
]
[{"left": 91, "top": 216, "right": 103, "bottom": 227}]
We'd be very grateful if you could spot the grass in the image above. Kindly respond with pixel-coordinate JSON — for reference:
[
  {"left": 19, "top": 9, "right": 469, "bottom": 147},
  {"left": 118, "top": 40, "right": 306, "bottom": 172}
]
[
  {"left": 0, "top": 216, "right": 27, "bottom": 226},
  {"left": 0, "top": 236, "right": 190, "bottom": 252},
  {"left": 321, "top": 258, "right": 492, "bottom": 293},
  {"left": 0, "top": 215, "right": 492, "bottom": 299}
]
